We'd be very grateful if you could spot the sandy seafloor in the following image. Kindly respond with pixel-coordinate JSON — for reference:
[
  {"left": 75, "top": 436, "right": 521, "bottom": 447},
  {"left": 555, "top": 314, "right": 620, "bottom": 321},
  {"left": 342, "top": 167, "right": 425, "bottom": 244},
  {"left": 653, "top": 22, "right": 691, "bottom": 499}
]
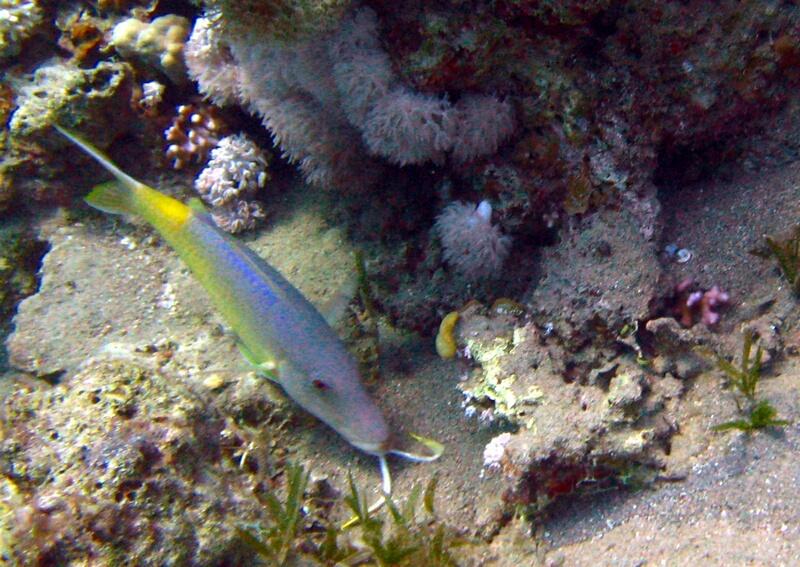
[{"left": 4, "top": 146, "right": 800, "bottom": 566}]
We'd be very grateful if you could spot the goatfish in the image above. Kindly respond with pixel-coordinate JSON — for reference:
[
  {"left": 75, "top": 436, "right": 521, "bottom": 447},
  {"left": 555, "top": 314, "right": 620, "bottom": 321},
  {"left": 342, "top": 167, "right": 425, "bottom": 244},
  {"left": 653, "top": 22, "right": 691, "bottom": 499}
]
[{"left": 54, "top": 125, "right": 442, "bottom": 496}]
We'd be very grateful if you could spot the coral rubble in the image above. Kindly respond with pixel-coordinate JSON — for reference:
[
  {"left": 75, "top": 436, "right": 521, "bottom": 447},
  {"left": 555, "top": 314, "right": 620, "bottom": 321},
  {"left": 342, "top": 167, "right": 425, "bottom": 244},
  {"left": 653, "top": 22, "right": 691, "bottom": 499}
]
[{"left": 0, "top": 356, "right": 272, "bottom": 564}]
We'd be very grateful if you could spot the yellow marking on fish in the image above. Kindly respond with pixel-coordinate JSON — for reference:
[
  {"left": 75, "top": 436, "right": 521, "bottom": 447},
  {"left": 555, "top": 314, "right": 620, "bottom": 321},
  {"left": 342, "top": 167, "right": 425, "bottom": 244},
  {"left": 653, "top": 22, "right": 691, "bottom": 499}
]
[{"left": 138, "top": 184, "right": 191, "bottom": 228}]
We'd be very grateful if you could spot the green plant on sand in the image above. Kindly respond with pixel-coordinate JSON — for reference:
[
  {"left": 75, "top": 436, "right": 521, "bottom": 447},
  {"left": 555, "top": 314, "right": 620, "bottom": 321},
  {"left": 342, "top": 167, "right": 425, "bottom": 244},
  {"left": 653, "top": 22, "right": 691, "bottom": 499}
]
[
  {"left": 236, "top": 464, "right": 309, "bottom": 566},
  {"left": 713, "top": 399, "right": 791, "bottom": 432},
  {"left": 752, "top": 226, "right": 800, "bottom": 295},
  {"left": 239, "top": 465, "right": 465, "bottom": 566},
  {"left": 706, "top": 331, "right": 790, "bottom": 433}
]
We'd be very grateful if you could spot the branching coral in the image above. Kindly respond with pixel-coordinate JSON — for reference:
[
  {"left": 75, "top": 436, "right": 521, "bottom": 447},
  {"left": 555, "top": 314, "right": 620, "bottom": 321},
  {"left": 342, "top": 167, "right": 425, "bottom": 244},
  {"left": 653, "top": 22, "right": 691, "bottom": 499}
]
[
  {"left": 194, "top": 133, "right": 269, "bottom": 233},
  {"left": 164, "top": 103, "right": 226, "bottom": 169},
  {"left": 673, "top": 278, "right": 729, "bottom": 327}
]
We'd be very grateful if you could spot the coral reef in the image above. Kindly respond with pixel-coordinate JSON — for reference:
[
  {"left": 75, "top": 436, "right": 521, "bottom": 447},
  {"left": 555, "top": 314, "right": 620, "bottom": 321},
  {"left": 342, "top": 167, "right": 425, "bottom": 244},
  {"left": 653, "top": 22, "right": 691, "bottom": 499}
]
[
  {"left": 9, "top": 61, "right": 135, "bottom": 142},
  {"left": 0, "top": 0, "right": 42, "bottom": 59},
  {"left": 5, "top": 1, "right": 800, "bottom": 561},
  {"left": 435, "top": 200, "right": 511, "bottom": 281},
  {"left": 194, "top": 133, "right": 270, "bottom": 232},
  {"left": 110, "top": 15, "right": 190, "bottom": 84}
]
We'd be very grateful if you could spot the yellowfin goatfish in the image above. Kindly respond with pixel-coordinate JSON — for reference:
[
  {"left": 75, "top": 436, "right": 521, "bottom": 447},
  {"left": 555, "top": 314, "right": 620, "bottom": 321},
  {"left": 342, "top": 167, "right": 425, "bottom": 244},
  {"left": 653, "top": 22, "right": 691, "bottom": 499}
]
[{"left": 54, "top": 125, "right": 442, "bottom": 496}]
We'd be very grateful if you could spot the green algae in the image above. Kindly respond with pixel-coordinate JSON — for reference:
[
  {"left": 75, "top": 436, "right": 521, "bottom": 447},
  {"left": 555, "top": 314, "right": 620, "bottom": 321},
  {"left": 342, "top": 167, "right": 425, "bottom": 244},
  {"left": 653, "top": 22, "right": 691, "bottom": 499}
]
[
  {"left": 752, "top": 226, "right": 800, "bottom": 295},
  {"left": 238, "top": 464, "right": 309, "bottom": 566},
  {"left": 241, "top": 465, "right": 466, "bottom": 566},
  {"left": 463, "top": 328, "right": 544, "bottom": 425},
  {"left": 713, "top": 400, "right": 791, "bottom": 433},
  {"left": 707, "top": 332, "right": 791, "bottom": 433}
]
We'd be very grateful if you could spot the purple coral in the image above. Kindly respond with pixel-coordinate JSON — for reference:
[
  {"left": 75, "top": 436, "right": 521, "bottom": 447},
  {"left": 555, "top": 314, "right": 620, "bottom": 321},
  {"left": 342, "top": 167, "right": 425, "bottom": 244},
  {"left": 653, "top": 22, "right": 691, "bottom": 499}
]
[
  {"left": 675, "top": 278, "right": 730, "bottom": 327},
  {"left": 363, "top": 88, "right": 456, "bottom": 166},
  {"left": 451, "top": 94, "right": 516, "bottom": 163},
  {"left": 184, "top": 8, "right": 516, "bottom": 190},
  {"left": 435, "top": 200, "right": 511, "bottom": 280},
  {"left": 686, "top": 285, "right": 730, "bottom": 326}
]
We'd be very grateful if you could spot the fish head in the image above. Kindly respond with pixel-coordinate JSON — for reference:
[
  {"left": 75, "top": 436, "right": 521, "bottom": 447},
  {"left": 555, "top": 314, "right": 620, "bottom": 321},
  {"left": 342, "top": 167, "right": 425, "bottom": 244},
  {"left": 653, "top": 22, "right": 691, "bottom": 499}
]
[{"left": 280, "top": 362, "right": 391, "bottom": 456}]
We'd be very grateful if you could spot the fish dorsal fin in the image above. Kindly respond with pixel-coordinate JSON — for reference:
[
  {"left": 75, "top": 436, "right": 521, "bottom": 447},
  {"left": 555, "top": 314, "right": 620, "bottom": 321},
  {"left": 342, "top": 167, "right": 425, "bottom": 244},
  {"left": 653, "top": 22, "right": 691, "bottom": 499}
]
[{"left": 55, "top": 125, "right": 141, "bottom": 190}]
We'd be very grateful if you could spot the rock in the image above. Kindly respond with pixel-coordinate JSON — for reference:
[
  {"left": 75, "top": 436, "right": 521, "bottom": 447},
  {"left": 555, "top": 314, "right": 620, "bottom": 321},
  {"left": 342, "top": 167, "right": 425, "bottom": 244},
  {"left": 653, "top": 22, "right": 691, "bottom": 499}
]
[
  {"left": 454, "top": 303, "right": 674, "bottom": 509},
  {"left": 528, "top": 208, "right": 661, "bottom": 341},
  {"left": 0, "top": 355, "right": 271, "bottom": 565},
  {"left": 3, "top": 59, "right": 137, "bottom": 208},
  {"left": 110, "top": 15, "right": 190, "bottom": 84}
]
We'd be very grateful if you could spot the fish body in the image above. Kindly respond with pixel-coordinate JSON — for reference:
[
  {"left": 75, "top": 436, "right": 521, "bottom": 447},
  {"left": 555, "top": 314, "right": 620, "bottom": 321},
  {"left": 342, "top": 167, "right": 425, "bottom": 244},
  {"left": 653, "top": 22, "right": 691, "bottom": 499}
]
[{"left": 56, "top": 126, "right": 390, "bottom": 456}]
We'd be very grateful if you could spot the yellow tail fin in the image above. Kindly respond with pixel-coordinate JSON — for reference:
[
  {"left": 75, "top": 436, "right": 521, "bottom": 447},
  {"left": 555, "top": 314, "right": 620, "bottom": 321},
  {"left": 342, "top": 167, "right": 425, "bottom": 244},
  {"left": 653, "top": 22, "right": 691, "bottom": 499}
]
[{"left": 84, "top": 181, "right": 136, "bottom": 215}]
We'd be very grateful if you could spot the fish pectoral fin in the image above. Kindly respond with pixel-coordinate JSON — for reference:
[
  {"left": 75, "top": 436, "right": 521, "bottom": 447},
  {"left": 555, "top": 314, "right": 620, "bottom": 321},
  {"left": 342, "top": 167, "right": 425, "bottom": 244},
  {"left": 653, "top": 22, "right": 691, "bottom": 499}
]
[
  {"left": 235, "top": 340, "right": 280, "bottom": 382},
  {"left": 389, "top": 432, "right": 444, "bottom": 463}
]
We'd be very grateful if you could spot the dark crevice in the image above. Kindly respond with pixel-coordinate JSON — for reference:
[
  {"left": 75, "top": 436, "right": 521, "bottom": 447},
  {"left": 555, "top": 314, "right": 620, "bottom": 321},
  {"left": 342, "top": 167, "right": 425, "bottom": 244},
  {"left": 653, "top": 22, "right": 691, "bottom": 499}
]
[{"left": 0, "top": 222, "right": 50, "bottom": 373}]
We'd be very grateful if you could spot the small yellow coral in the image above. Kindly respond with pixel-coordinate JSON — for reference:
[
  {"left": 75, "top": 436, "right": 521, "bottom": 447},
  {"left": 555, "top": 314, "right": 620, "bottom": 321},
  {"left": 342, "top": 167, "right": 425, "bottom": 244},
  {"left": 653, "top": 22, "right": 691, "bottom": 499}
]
[
  {"left": 111, "top": 15, "right": 190, "bottom": 84},
  {"left": 435, "top": 311, "right": 460, "bottom": 359}
]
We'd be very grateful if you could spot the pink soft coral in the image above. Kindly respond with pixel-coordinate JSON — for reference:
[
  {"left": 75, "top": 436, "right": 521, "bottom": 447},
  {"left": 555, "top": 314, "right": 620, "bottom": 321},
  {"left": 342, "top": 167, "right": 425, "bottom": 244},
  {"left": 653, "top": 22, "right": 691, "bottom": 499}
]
[{"left": 435, "top": 200, "right": 511, "bottom": 281}]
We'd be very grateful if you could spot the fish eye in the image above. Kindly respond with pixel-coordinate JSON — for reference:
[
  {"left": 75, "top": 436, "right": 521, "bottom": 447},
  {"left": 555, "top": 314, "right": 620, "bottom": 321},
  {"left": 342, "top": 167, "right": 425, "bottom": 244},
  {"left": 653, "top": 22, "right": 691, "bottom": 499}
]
[{"left": 312, "top": 379, "right": 329, "bottom": 390}]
